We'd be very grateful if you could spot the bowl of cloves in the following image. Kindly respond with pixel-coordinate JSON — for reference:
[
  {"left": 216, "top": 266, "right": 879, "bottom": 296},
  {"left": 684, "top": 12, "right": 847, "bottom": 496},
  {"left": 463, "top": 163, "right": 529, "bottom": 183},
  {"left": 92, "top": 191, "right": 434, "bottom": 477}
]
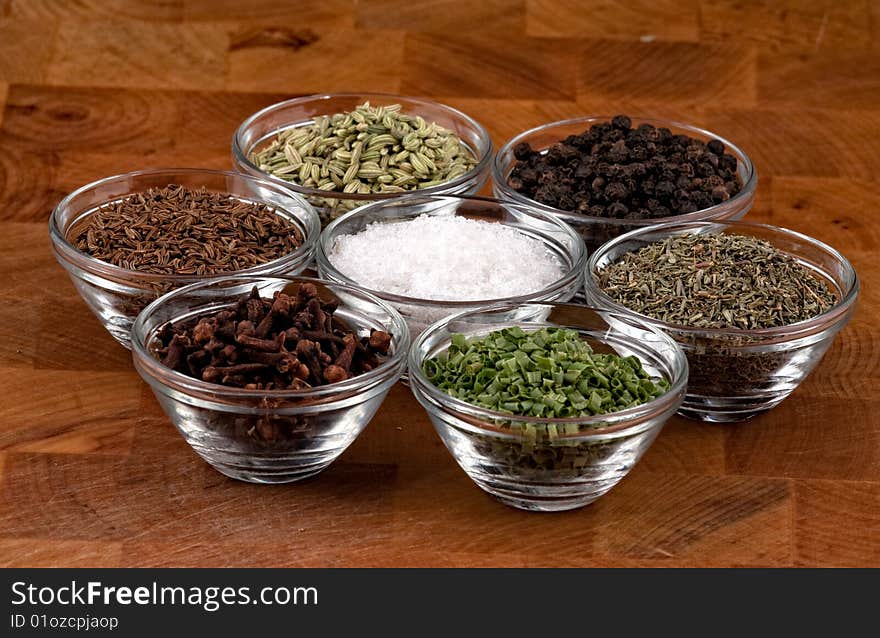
[
  {"left": 131, "top": 276, "right": 410, "bottom": 484},
  {"left": 492, "top": 115, "right": 756, "bottom": 254}
]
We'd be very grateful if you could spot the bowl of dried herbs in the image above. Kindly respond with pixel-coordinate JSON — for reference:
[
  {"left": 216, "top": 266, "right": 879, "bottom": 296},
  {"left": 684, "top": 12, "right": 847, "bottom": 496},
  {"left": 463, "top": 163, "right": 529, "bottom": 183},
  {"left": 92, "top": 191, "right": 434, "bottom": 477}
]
[
  {"left": 50, "top": 168, "right": 321, "bottom": 348},
  {"left": 585, "top": 220, "right": 859, "bottom": 422},
  {"left": 408, "top": 302, "right": 687, "bottom": 512}
]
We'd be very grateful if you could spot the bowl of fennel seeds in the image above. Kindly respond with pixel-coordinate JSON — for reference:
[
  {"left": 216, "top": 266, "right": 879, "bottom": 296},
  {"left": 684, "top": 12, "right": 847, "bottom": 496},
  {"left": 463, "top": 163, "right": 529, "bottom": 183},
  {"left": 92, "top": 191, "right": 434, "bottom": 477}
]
[
  {"left": 232, "top": 93, "right": 493, "bottom": 226},
  {"left": 50, "top": 168, "right": 320, "bottom": 348},
  {"left": 585, "top": 220, "right": 859, "bottom": 422}
]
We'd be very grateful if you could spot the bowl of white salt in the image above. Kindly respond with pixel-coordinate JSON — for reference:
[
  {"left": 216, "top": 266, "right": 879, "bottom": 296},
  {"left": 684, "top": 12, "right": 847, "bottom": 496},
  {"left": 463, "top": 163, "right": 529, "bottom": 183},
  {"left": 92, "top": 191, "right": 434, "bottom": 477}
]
[{"left": 315, "top": 195, "right": 587, "bottom": 336}]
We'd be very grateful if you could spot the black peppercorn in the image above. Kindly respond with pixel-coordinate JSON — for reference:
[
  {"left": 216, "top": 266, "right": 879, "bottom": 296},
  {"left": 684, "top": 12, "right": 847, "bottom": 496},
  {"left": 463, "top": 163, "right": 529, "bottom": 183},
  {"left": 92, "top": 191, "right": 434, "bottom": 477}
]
[{"left": 507, "top": 115, "right": 742, "bottom": 221}]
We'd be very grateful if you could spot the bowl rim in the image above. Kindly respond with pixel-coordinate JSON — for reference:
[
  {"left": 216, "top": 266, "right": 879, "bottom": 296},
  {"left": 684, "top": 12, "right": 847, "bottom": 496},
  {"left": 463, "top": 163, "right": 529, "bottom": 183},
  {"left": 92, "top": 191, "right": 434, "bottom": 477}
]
[
  {"left": 231, "top": 92, "right": 494, "bottom": 203},
  {"left": 49, "top": 167, "right": 322, "bottom": 284},
  {"left": 407, "top": 301, "right": 688, "bottom": 436},
  {"left": 492, "top": 114, "right": 757, "bottom": 227},
  {"left": 131, "top": 275, "right": 411, "bottom": 399},
  {"left": 585, "top": 219, "right": 860, "bottom": 339},
  {"left": 315, "top": 194, "right": 588, "bottom": 308}
]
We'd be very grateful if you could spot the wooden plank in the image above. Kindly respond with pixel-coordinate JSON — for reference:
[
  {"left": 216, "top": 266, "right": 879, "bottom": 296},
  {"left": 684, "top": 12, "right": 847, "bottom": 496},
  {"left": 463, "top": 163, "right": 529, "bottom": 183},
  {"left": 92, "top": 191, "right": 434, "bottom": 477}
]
[
  {"left": 46, "top": 21, "right": 228, "bottom": 90},
  {"left": 758, "top": 48, "right": 880, "bottom": 108},
  {"left": 725, "top": 395, "right": 880, "bottom": 481},
  {"left": 794, "top": 479, "right": 880, "bottom": 567},
  {"left": 0, "top": 369, "right": 139, "bottom": 455},
  {"left": 401, "top": 32, "right": 578, "bottom": 99},
  {"left": 704, "top": 107, "right": 880, "bottom": 180},
  {"left": 184, "top": 0, "right": 355, "bottom": 25},
  {"left": 578, "top": 40, "right": 757, "bottom": 106},
  {"left": 0, "top": 18, "right": 58, "bottom": 83},
  {"left": 0, "top": 538, "right": 123, "bottom": 567},
  {"left": 0, "top": 0, "right": 877, "bottom": 568},
  {"left": 699, "top": 0, "right": 874, "bottom": 53},
  {"left": 527, "top": 0, "right": 699, "bottom": 41},
  {"left": 357, "top": 0, "right": 525, "bottom": 32},
  {"left": 226, "top": 28, "right": 405, "bottom": 94},
  {"left": 6, "top": 0, "right": 184, "bottom": 21}
]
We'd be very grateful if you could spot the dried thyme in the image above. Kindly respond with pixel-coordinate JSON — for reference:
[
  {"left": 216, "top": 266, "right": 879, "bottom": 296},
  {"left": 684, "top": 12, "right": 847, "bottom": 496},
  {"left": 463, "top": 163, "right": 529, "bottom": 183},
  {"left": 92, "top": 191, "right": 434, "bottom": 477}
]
[
  {"left": 74, "top": 185, "right": 304, "bottom": 275},
  {"left": 251, "top": 102, "right": 477, "bottom": 205},
  {"left": 596, "top": 233, "right": 836, "bottom": 330}
]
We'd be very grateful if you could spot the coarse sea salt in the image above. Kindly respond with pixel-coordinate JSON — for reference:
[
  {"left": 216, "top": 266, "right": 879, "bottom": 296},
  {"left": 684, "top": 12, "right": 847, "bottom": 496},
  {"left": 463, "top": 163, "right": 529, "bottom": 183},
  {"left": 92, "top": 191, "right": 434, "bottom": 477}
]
[{"left": 329, "top": 214, "right": 565, "bottom": 302}]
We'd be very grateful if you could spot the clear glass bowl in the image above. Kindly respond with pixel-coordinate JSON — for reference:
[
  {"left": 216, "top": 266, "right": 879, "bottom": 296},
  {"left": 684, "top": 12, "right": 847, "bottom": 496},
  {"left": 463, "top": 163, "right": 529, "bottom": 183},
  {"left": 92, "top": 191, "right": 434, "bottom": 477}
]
[
  {"left": 584, "top": 220, "right": 859, "bottom": 422},
  {"left": 49, "top": 168, "right": 321, "bottom": 349},
  {"left": 408, "top": 302, "right": 688, "bottom": 512},
  {"left": 315, "top": 195, "right": 588, "bottom": 337},
  {"left": 232, "top": 93, "right": 493, "bottom": 227},
  {"left": 131, "top": 276, "right": 410, "bottom": 484},
  {"left": 492, "top": 116, "right": 756, "bottom": 255}
]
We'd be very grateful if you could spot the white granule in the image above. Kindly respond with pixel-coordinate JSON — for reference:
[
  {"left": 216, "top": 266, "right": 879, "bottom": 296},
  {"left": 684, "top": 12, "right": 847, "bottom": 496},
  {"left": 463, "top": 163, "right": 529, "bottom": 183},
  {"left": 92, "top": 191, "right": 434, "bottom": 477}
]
[{"left": 329, "top": 214, "right": 565, "bottom": 301}]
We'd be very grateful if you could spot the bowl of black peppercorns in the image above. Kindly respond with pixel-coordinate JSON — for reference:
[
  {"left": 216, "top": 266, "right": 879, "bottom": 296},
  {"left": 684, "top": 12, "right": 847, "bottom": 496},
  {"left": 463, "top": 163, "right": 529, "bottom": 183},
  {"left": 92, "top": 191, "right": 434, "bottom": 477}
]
[{"left": 492, "top": 115, "right": 756, "bottom": 254}]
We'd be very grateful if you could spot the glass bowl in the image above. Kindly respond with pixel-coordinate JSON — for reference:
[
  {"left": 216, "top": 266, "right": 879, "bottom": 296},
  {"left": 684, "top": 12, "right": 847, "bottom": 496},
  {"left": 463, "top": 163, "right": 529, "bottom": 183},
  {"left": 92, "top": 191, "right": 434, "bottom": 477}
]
[
  {"left": 315, "top": 195, "right": 588, "bottom": 337},
  {"left": 584, "top": 220, "right": 859, "bottom": 422},
  {"left": 408, "top": 302, "right": 688, "bottom": 512},
  {"left": 49, "top": 168, "right": 321, "bottom": 349},
  {"left": 131, "top": 275, "right": 410, "bottom": 484},
  {"left": 232, "top": 92, "right": 493, "bottom": 227},
  {"left": 492, "top": 116, "right": 756, "bottom": 254}
]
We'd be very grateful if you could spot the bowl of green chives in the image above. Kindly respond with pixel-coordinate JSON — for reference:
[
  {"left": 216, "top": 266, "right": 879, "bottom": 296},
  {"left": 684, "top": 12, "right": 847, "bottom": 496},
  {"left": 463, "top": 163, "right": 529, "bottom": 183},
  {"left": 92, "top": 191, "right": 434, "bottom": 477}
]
[{"left": 408, "top": 302, "right": 688, "bottom": 512}]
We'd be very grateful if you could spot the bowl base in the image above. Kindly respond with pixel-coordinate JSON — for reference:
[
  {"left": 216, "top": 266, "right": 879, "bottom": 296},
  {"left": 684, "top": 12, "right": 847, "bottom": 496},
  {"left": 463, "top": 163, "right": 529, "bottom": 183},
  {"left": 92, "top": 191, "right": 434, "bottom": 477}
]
[
  {"left": 188, "top": 445, "right": 337, "bottom": 484},
  {"left": 206, "top": 459, "right": 331, "bottom": 484},
  {"left": 471, "top": 474, "right": 617, "bottom": 512},
  {"left": 678, "top": 392, "right": 791, "bottom": 423},
  {"left": 491, "top": 493, "right": 600, "bottom": 512}
]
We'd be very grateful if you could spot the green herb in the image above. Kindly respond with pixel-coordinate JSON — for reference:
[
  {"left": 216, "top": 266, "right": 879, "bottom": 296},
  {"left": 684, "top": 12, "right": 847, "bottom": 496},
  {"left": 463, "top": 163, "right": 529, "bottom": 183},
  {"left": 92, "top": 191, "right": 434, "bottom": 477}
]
[
  {"left": 595, "top": 232, "right": 840, "bottom": 420},
  {"left": 251, "top": 102, "right": 477, "bottom": 224},
  {"left": 423, "top": 327, "right": 669, "bottom": 419},
  {"left": 596, "top": 233, "right": 836, "bottom": 330}
]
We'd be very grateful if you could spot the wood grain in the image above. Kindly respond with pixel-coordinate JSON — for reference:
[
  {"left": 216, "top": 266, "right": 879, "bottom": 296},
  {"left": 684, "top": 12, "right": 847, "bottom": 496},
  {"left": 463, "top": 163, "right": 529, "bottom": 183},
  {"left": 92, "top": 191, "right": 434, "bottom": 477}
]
[
  {"left": 527, "top": 0, "right": 699, "bottom": 41},
  {"left": 226, "top": 28, "right": 405, "bottom": 93},
  {"left": 794, "top": 479, "right": 880, "bottom": 567},
  {"left": 47, "top": 21, "right": 229, "bottom": 90},
  {"left": 356, "top": 0, "right": 524, "bottom": 32},
  {"left": 0, "top": 18, "right": 57, "bottom": 83},
  {"left": 0, "top": 0, "right": 877, "bottom": 568},
  {"left": 698, "top": 0, "right": 875, "bottom": 53},
  {"left": 578, "top": 40, "right": 758, "bottom": 106},
  {"left": 401, "top": 33, "right": 578, "bottom": 99}
]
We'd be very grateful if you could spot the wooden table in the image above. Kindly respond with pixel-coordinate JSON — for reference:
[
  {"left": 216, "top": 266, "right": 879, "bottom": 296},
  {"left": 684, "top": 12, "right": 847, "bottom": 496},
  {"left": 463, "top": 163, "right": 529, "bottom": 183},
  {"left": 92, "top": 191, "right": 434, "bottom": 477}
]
[{"left": 0, "top": 0, "right": 877, "bottom": 568}]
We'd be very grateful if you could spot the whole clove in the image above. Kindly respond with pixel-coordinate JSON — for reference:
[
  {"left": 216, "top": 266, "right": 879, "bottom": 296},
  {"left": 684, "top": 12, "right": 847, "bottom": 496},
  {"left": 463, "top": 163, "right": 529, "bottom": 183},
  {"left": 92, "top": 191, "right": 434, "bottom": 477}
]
[{"left": 154, "top": 284, "right": 393, "bottom": 390}]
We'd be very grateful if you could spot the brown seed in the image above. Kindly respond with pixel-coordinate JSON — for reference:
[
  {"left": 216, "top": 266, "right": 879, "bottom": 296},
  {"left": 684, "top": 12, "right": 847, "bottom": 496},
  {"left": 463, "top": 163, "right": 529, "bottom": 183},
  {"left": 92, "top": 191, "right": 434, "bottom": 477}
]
[{"left": 73, "top": 185, "right": 303, "bottom": 274}]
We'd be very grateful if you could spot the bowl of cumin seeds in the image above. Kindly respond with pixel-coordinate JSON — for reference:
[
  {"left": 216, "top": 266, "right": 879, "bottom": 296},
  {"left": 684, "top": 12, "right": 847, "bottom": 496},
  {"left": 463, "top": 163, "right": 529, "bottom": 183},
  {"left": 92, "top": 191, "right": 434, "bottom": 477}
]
[{"left": 50, "top": 168, "right": 321, "bottom": 348}]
